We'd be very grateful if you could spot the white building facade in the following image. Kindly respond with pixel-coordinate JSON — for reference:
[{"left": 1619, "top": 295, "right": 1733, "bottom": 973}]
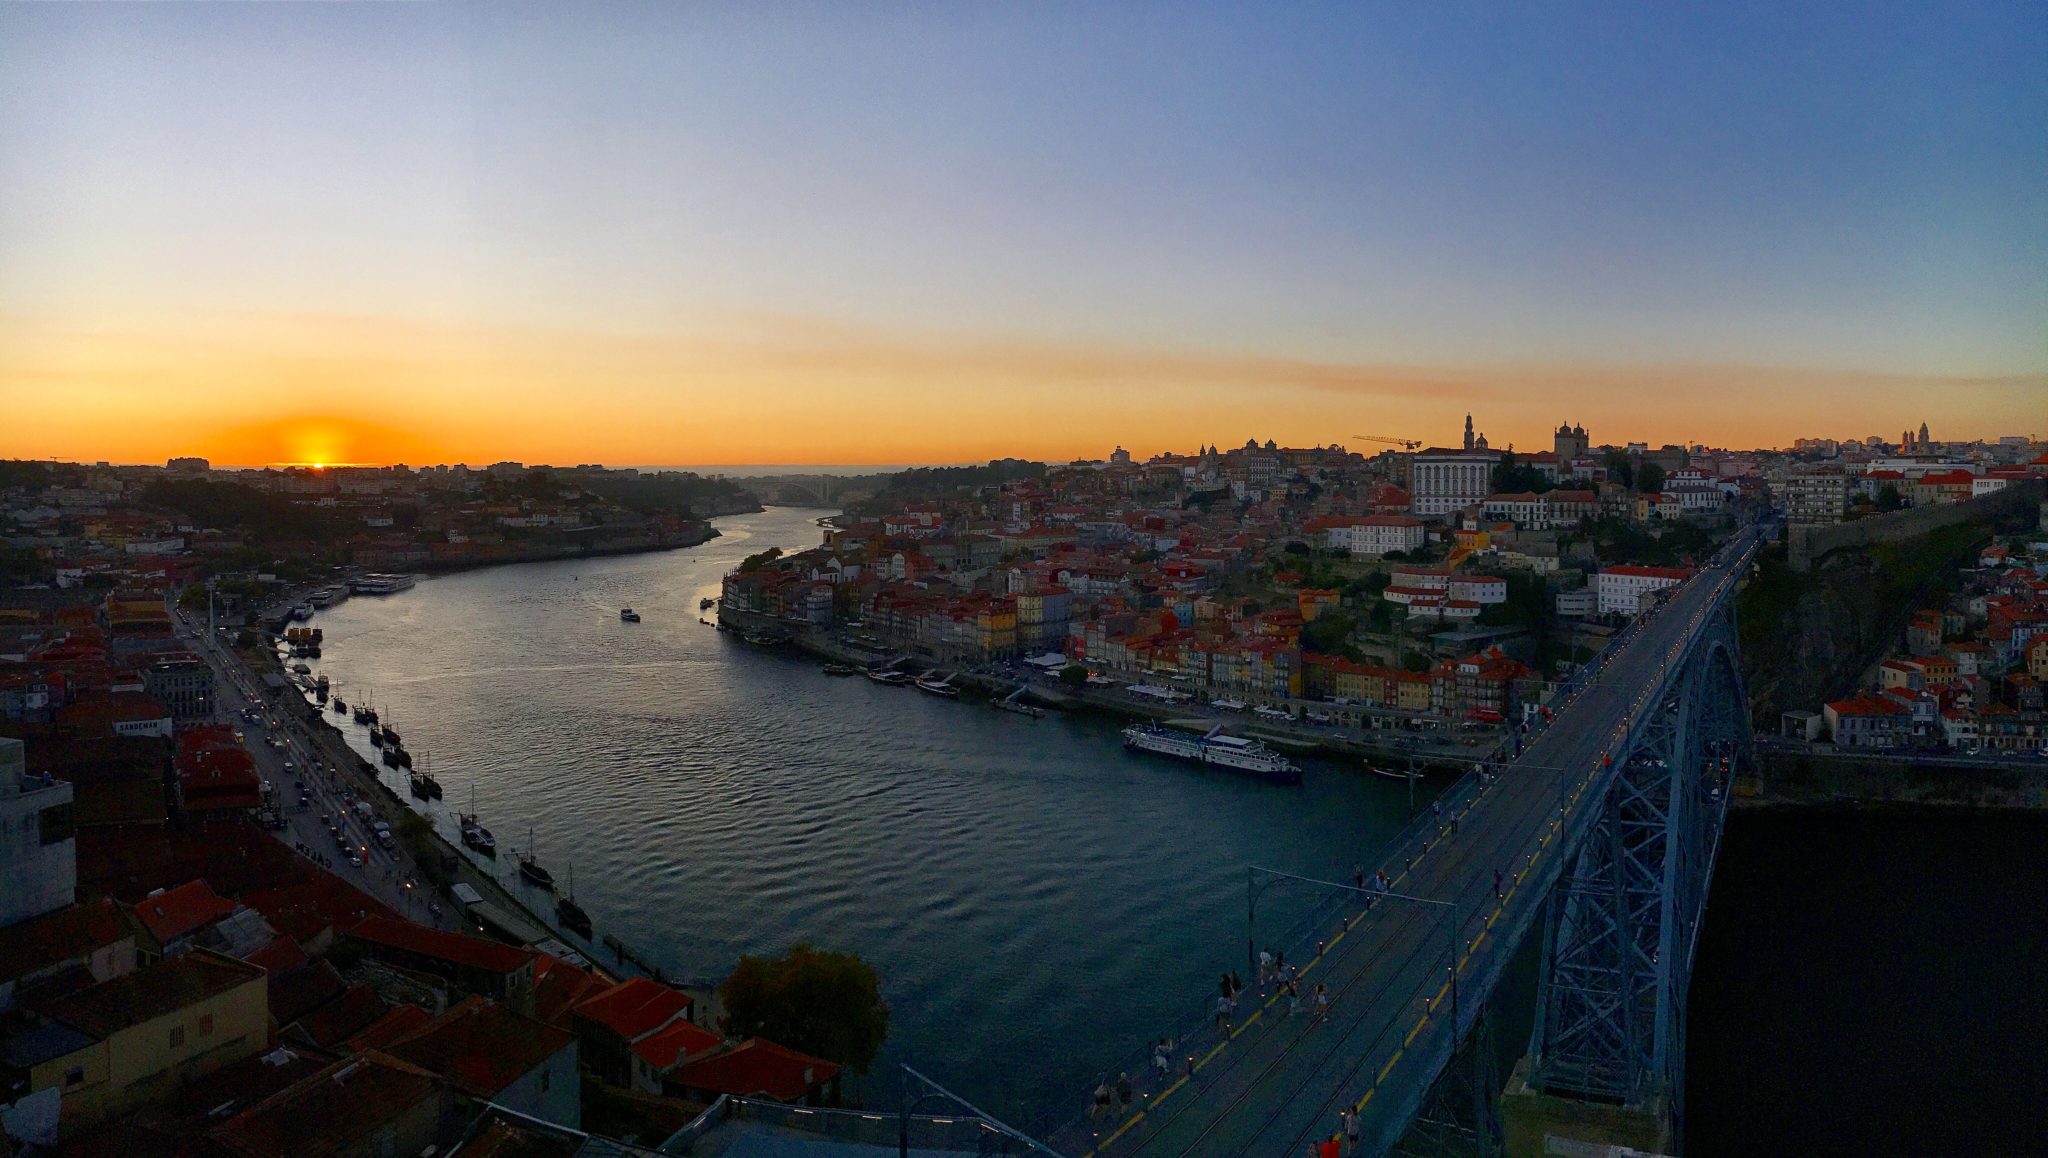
[
  {"left": 1, "top": 738, "right": 76, "bottom": 929},
  {"left": 1411, "top": 448, "right": 1502, "bottom": 519},
  {"left": 1595, "top": 565, "right": 1692, "bottom": 616}
]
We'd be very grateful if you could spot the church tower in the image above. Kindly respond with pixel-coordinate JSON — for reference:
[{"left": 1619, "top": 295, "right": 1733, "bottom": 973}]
[{"left": 1463, "top": 413, "right": 1475, "bottom": 451}]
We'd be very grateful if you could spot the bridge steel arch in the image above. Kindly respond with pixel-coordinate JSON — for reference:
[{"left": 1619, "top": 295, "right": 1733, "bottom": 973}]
[{"left": 1506, "top": 601, "right": 1755, "bottom": 1151}]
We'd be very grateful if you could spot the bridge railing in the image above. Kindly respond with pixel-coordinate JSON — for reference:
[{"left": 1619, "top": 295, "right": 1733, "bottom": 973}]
[{"left": 1030, "top": 862, "right": 1385, "bottom": 1146}]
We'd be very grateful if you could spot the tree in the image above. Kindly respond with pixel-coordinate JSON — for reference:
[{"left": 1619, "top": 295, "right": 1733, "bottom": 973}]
[
  {"left": 738, "top": 547, "right": 783, "bottom": 572},
  {"left": 1302, "top": 611, "right": 1359, "bottom": 660},
  {"left": 1401, "top": 650, "right": 1430, "bottom": 672},
  {"left": 1058, "top": 663, "right": 1089, "bottom": 689},
  {"left": 720, "top": 943, "right": 890, "bottom": 1074},
  {"left": 1876, "top": 484, "right": 1904, "bottom": 512},
  {"left": 1636, "top": 462, "right": 1666, "bottom": 494}
]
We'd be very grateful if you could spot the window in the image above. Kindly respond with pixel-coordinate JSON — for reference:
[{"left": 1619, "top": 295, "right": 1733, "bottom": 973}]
[
  {"left": 39, "top": 802, "right": 74, "bottom": 846},
  {"left": 169, "top": 1025, "right": 186, "bottom": 1049},
  {"left": 198, "top": 1013, "right": 215, "bottom": 1037},
  {"left": 65, "top": 1066, "right": 85, "bottom": 1088}
]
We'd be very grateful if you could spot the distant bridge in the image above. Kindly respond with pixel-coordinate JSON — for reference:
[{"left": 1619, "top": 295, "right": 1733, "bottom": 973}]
[{"left": 1042, "top": 528, "right": 1765, "bottom": 1158}]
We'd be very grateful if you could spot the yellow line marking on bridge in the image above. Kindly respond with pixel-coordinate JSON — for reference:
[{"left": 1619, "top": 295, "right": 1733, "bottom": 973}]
[
  {"left": 1230, "top": 1010, "right": 1262, "bottom": 1038},
  {"left": 1378, "top": 1050, "right": 1404, "bottom": 1083},
  {"left": 1089, "top": 1110, "right": 1147, "bottom": 1154}
]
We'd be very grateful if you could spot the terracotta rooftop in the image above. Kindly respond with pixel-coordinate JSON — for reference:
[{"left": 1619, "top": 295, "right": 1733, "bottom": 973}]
[
  {"left": 385, "top": 995, "right": 574, "bottom": 1098},
  {"left": 631, "top": 1017, "right": 723, "bottom": 1071},
  {"left": 573, "top": 975, "right": 692, "bottom": 1041},
  {"left": 204, "top": 1052, "right": 448, "bottom": 1158},
  {"left": 44, "top": 949, "right": 265, "bottom": 1039},
  {"left": 132, "top": 879, "right": 238, "bottom": 945},
  {"left": 0, "top": 898, "right": 134, "bottom": 984},
  {"left": 287, "top": 984, "right": 390, "bottom": 1049},
  {"left": 347, "top": 914, "right": 533, "bottom": 975},
  {"left": 670, "top": 1037, "right": 840, "bottom": 1102}
]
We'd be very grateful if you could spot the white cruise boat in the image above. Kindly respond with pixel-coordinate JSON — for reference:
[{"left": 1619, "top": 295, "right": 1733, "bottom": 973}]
[
  {"left": 1199, "top": 734, "right": 1302, "bottom": 782},
  {"left": 1122, "top": 723, "right": 1207, "bottom": 761},
  {"left": 1122, "top": 724, "right": 1302, "bottom": 785},
  {"left": 351, "top": 573, "right": 417, "bottom": 595}
]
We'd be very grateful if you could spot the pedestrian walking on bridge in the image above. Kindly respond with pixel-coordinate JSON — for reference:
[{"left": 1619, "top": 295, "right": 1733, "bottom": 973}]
[{"left": 1494, "top": 867, "right": 1504, "bottom": 899}]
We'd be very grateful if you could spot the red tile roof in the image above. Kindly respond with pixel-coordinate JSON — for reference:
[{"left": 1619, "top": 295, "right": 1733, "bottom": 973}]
[
  {"left": 44, "top": 949, "right": 265, "bottom": 1038},
  {"left": 386, "top": 995, "right": 574, "bottom": 1098},
  {"left": 573, "top": 975, "right": 692, "bottom": 1041},
  {"left": 1603, "top": 565, "right": 1693, "bottom": 580},
  {"left": 132, "top": 879, "right": 238, "bottom": 945},
  {"left": 347, "top": 916, "right": 532, "bottom": 975},
  {"left": 631, "top": 1018, "right": 723, "bottom": 1071},
  {"left": 346, "top": 1003, "right": 435, "bottom": 1052},
  {"left": 288, "top": 984, "right": 390, "bottom": 1048},
  {"left": 670, "top": 1038, "right": 840, "bottom": 1101},
  {"left": 1827, "top": 693, "right": 1906, "bottom": 717},
  {"left": 0, "top": 898, "right": 135, "bottom": 984},
  {"left": 204, "top": 1052, "right": 448, "bottom": 1158}
]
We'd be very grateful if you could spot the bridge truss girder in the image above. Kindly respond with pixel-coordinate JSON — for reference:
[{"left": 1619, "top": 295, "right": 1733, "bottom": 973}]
[{"left": 1524, "top": 607, "right": 1754, "bottom": 1134}]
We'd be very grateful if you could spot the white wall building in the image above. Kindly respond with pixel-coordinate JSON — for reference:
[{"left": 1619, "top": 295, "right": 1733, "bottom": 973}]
[
  {"left": 1596, "top": 566, "right": 1693, "bottom": 616},
  {"left": 1, "top": 738, "right": 76, "bottom": 929},
  {"left": 1343, "top": 516, "right": 1427, "bottom": 557},
  {"left": 1411, "top": 448, "right": 1502, "bottom": 518}
]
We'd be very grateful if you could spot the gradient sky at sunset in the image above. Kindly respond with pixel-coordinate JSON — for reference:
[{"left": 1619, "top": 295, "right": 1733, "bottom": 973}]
[{"left": 3, "top": 2, "right": 2042, "bottom": 467}]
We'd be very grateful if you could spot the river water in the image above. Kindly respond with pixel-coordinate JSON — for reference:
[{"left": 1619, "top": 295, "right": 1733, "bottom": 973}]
[{"left": 306, "top": 506, "right": 1429, "bottom": 1123}]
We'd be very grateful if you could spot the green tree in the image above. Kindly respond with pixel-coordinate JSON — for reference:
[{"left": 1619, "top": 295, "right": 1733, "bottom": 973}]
[
  {"left": 720, "top": 943, "right": 890, "bottom": 1074},
  {"left": 1875, "top": 484, "right": 1904, "bottom": 512},
  {"left": 1636, "top": 462, "right": 1666, "bottom": 494},
  {"left": 1401, "top": 650, "right": 1430, "bottom": 672},
  {"left": 738, "top": 547, "right": 783, "bottom": 572},
  {"left": 1058, "top": 663, "right": 1089, "bottom": 688},
  {"left": 1301, "top": 611, "right": 1359, "bottom": 659}
]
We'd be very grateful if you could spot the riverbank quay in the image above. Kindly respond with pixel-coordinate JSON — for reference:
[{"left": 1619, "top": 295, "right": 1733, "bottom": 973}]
[
  {"left": 1740, "top": 745, "right": 2048, "bottom": 811},
  {"left": 223, "top": 631, "right": 726, "bottom": 1015},
  {"left": 713, "top": 604, "right": 1502, "bottom": 770}
]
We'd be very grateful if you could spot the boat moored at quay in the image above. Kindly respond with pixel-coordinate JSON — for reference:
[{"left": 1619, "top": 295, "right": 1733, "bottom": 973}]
[{"left": 1121, "top": 723, "right": 1302, "bottom": 785}]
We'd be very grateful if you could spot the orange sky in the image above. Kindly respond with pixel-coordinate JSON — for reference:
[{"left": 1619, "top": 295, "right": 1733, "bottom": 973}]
[{"left": 3, "top": 308, "right": 2039, "bottom": 468}]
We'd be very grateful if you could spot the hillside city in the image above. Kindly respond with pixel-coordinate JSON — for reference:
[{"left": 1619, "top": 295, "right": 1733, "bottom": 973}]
[{"left": 0, "top": 417, "right": 2044, "bottom": 1154}]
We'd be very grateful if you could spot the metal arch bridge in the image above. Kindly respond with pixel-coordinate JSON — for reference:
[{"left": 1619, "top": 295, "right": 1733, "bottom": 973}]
[{"left": 1043, "top": 527, "right": 1765, "bottom": 1158}]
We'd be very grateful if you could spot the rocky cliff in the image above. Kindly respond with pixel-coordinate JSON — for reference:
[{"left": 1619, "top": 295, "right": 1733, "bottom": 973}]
[{"left": 1740, "top": 518, "right": 2006, "bottom": 727}]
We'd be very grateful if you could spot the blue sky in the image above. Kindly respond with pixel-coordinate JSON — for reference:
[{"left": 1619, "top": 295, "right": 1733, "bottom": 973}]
[{"left": 2, "top": 2, "right": 2042, "bottom": 463}]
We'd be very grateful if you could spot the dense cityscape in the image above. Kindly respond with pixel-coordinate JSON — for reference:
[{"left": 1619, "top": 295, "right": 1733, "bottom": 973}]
[
  {"left": 0, "top": 411, "right": 2043, "bottom": 1153},
  {"left": 5, "top": 2, "right": 2044, "bottom": 1156}
]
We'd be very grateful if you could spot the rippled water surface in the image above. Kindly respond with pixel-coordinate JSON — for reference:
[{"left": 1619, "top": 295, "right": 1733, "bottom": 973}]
[{"left": 309, "top": 506, "right": 1426, "bottom": 1121}]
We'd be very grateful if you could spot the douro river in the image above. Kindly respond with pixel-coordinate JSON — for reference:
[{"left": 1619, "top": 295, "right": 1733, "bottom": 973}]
[{"left": 308, "top": 505, "right": 1428, "bottom": 1124}]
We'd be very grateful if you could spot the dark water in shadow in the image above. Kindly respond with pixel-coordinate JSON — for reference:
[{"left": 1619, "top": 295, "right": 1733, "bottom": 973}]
[{"left": 1688, "top": 810, "right": 2048, "bottom": 1156}]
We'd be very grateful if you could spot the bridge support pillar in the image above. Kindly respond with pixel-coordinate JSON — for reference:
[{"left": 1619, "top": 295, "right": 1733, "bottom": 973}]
[{"left": 1498, "top": 1057, "right": 1672, "bottom": 1158}]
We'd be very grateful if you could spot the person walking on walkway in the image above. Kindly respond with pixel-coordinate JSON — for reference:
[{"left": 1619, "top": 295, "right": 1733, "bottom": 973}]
[
  {"left": 1090, "top": 1076, "right": 1112, "bottom": 1122},
  {"left": 1313, "top": 983, "right": 1331, "bottom": 1023},
  {"left": 1229, "top": 970, "right": 1244, "bottom": 1011},
  {"left": 1284, "top": 976, "right": 1302, "bottom": 1016},
  {"left": 1215, "top": 993, "right": 1232, "bottom": 1033},
  {"left": 1115, "top": 1072, "right": 1133, "bottom": 1118},
  {"left": 1344, "top": 1107, "right": 1362, "bottom": 1152},
  {"left": 1353, "top": 862, "right": 1365, "bottom": 891},
  {"left": 1153, "top": 1038, "right": 1172, "bottom": 1076},
  {"left": 1259, "top": 948, "right": 1275, "bottom": 987},
  {"left": 1494, "top": 867, "right": 1504, "bottom": 899}
]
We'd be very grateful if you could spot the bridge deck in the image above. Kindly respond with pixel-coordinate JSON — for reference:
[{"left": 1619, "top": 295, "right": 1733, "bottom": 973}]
[{"left": 1047, "top": 534, "right": 1756, "bottom": 1158}]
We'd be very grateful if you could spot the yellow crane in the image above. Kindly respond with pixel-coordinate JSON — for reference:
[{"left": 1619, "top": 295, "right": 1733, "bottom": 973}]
[{"left": 1352, "top": 433, "right": 1422, "bottom": 450}]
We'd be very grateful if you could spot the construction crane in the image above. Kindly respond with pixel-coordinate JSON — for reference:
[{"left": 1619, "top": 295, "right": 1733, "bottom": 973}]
[{"left": 1352, "top": 434, "right": 1422, "bottom": 450}]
